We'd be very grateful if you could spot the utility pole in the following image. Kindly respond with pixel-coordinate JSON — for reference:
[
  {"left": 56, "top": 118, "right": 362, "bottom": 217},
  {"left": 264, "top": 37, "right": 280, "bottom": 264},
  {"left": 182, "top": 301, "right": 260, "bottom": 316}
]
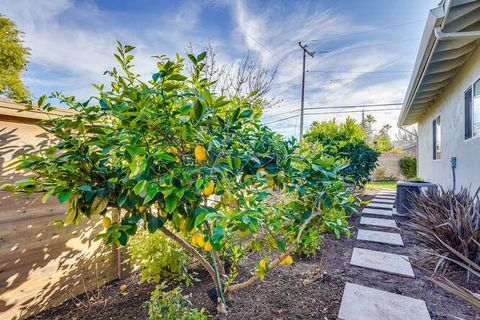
[{"left": 299, "top": 42, "right": 314, "bottom": 140}]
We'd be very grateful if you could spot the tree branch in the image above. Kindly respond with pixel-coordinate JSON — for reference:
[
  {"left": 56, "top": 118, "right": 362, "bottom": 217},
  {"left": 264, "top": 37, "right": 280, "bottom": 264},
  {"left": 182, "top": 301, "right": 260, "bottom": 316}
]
[
  {"left": 225, "top": 201, "right": 321, "bottom": 293},
  {"left": 160, "top": 226, "right": 218, "bottom": 287}
]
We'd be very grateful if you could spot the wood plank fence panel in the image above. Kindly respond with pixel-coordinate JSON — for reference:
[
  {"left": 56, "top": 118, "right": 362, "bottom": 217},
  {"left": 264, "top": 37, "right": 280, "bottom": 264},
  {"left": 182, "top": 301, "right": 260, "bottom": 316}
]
[{"left": 0, "top": 101, "right": 119, "bottom": 319}]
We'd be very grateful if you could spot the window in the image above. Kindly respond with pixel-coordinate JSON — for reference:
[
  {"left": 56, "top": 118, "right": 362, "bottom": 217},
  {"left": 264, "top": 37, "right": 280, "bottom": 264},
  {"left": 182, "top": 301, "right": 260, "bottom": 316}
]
[
  {"left": 433, "top": 115, "right": 441, "bottom": 160},
  {"left": 465, "top": 79, "right": 480, "bottom": 139},
  {"left": 465, "top": 87, "right": 472, "bottom": 139}
]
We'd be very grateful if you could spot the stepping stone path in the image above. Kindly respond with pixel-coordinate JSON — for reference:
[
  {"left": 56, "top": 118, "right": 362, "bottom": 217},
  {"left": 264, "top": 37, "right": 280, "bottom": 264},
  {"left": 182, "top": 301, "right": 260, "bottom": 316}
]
[
  {"left": 338, "top": 283, "right": 431, "bottom": 320},
  {"left": 366, "top": 202, "right": 394, "bottom": 209},
  {"left": 338, "top": 190, "right": 432, "bottom": 320},
  {"left": 350, "top": 248, "right": 414, "bottom": 277},
  {"left": 370, "top": 198, "right": 395, "bottom": 204},
  {"left": 357, "top": 229, "right": 404, "bottom": 246},
  {"left": 362, "top": 207, "right": 393, "bottom": 216},
  {"left": 360, "top": 216, "right": 398, "bottom": 228}
]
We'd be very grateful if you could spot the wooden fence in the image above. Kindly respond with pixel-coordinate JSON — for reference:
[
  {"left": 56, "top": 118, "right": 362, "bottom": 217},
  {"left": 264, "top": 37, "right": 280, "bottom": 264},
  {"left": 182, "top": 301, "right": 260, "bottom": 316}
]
[{"left": 0, "top": 100, "right": 120, "bottom": 319}]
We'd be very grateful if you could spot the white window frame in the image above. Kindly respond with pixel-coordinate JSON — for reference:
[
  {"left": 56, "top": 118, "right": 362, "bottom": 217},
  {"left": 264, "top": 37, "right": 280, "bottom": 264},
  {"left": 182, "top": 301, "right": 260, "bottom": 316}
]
[
  {"left": 465, "top": 76, "right": 480, "bottom": 141},
  {"left": 433, "top": 114, "right": 441, "bottom": 160}
]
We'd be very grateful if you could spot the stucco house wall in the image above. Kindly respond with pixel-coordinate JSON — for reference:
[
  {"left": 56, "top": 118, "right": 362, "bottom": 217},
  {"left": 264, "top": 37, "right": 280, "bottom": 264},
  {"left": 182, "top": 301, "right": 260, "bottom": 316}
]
[{"left": 417, "top": 45, "right": 480, "bottom": 191}]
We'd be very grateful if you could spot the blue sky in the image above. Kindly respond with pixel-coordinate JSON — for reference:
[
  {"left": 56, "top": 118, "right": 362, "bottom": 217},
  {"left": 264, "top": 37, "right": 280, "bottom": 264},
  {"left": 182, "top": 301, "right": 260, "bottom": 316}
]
[{"left": 1, "top": 0, "right": 438, "bottom": 137}]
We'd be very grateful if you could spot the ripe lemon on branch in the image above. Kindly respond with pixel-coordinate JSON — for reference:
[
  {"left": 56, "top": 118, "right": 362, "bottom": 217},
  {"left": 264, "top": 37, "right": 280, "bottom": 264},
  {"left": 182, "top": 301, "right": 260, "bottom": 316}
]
[
  {"left": 203, "top": 241, "right": 213, "bottom": 252},
  {"left": 202, "top": 180, "right": 215, "bottom": 196},
  {"left": 194, "top": 145, "right": 207, "bottom": 162},
  {"left": 102, "top": 217, "right": 111, "bottom": 228},
  {"left": 279, "top": 255, "right": 293, "bottom": 265}
]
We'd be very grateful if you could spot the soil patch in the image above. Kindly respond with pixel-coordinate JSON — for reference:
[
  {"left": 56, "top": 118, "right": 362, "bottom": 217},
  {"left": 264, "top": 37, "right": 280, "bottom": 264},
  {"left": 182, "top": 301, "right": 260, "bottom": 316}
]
[{"left": 28, "top": 195, "right": 479, "bottom": 319}]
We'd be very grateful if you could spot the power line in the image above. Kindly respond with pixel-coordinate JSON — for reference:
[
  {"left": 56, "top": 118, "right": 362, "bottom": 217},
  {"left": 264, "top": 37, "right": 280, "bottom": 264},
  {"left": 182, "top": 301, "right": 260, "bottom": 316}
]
[
  {"left": 307, "top": 70, "right": 412, "bottom": 74},
  {"left": 306, "top": 19, "right": 425, "bottom": 43},
  {"left": 264, "top": 102, "right": 403, "bottom": 118},
  {"left": 305, "top": 107, "right": 401, "bottom": 116},
  {"left": 265, "top": 105, "right": 403, "bottom": 125},
  {"left": 304, "top": 103, "right": 403, "bottom": 110},
  {"left": 265, "top": 114, "right": 300, "bottom": 125}
]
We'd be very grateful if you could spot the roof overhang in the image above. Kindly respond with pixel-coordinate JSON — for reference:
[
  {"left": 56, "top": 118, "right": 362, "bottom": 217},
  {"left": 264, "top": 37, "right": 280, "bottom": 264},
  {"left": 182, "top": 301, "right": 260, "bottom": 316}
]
[{"left": 398, "top": 0, "right": 480, "bottom": 127}]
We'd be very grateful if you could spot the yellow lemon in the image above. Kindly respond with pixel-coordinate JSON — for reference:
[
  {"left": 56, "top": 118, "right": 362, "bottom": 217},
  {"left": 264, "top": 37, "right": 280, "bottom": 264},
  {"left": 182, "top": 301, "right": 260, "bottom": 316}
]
[
  {"left": 284, "top": 255, "right": 293, "bottom": 265},
  {"left": 138, "top": 206, "right": 146, "bottom": 213},
  {"left": 204, "top": 241, "right": 213, "bottom": 252},
  {"left": 102, "top": 217, "right": 111, "bottom": 228},
  {"left": 259, "top": 259, "right": 267, "bottom": 269},
  {"left": 196, "top": 234, "right": 206, "bottom": 247},
  {"left": 202, "top": 180, "right": 215, "bottom": 196},
  {"left": 194, "top": 145, "right": 207, "bottom": 162},
  {"left": 191, "top": 234, "right": 198, "bottom": 246},
  {"left": 153, "top": 202, "right": 160, "bottom": 209}
]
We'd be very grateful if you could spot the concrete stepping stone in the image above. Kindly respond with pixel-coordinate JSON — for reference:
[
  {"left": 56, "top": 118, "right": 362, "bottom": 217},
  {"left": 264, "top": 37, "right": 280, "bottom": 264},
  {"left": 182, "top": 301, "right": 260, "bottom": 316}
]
[
  {"left": 378, "top": 190, "right": 396, "bottom": 194},
  {"left": 350, "top": 247, "right": 414, "bottom": 277},
  {"left": 367, "top": 202, "right": 394, "bottom": 210},
  {"left": 338, "top": 283, "right": 431, "bottom": 320},
  {"left": 360, "top": 216, "right": 398, "bottom": 229},
  {"left": 362, "top": 207, "right": 393, "bottom": 216},
  {"left": 372, "top": 198, "right": 395, "bottom": 204},
  {"left": 357, "top": 229, "right": 404, "bottom": 246},
  {"left": 375, "top": 194, "right": 397, "bottom": 200}
]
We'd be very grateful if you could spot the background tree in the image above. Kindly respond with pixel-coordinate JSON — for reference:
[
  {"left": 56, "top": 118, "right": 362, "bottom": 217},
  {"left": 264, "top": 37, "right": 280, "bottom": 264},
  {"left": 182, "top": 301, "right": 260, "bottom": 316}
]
[
  {"left": 303, "top": 117, "right": 379, "bottom": 187},
  {"left": 374, "top": 124, "right": 393, "bottom": 152},
  {"left": 360, "top": 112, "right": 376, "bottom": 143},
  {"left": 186, "top": 43, "right": 278, "bottom": 109},
  {"left": 0, "top": 14, "right": 30, "bottom": 101}
]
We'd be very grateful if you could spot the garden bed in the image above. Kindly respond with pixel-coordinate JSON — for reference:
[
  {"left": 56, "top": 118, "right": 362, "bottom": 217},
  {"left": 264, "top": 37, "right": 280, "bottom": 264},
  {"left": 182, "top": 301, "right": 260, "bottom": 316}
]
[{"left": 28, "top": 196, "right": 479, "bottom": 320}]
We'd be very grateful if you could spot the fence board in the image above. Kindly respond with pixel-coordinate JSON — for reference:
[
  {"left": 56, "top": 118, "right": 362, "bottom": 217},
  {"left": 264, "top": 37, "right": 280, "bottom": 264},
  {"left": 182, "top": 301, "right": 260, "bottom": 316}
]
[{"left": 0, "top": 101, "right": 119, "bottom": 320}]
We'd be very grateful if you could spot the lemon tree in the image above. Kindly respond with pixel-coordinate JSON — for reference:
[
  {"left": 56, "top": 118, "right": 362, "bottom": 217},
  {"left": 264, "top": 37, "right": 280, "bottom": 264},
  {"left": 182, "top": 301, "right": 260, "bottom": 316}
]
[{"left": 3, "top": 43, "right": 356, "bottom": 313}]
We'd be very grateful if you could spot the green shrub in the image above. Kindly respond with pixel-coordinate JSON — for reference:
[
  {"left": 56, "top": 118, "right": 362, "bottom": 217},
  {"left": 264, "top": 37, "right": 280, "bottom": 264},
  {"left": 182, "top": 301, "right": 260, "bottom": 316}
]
[
  {"left": 303, "top": 118, "right": 379, "bottom": 187},
  {"left": 399, "top": 156, "right": 416, "bottom": 179},
  {"left": 128, "top": 231, "right": 194, "bottom": 285},
  {"left": 146, "top": 286, "right": 207, "bottom": 320}
]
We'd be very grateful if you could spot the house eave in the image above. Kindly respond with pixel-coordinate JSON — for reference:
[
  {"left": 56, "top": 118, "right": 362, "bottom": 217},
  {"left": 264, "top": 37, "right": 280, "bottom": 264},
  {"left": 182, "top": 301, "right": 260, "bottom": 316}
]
[{"left": 398, "top": 0, "right": 480, "bottom": 127}]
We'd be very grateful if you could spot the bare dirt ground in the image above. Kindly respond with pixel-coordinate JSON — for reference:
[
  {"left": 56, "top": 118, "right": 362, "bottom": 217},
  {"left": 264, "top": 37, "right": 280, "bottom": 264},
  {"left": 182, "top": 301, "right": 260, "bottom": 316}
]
[{"left": 29, "top": 195, "right": 479, "bottom": 319}]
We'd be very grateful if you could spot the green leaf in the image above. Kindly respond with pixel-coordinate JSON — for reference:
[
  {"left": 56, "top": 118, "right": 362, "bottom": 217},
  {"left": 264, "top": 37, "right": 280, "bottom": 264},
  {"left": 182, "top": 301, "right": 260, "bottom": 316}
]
[
  {"left": 78, "top": 185, "right": 92, "bottom": 192},
  {"left": 124, "top": 45, "right": 135, "bottom": 53},
  {"left": 126, "top": 145, "right": 146, "bottom": 157},
  {"left": 14, "top": 178, "right": 37, "bottom": 188},
  {"left": 153, "top": 151, "right": 175, "bottom": 162},
  {"left": 91, "top": 196, "right": 109, "bottom": 215},
  {"left": 192, "top": 100, "right": 204, "bottom": 121},
  {"left": 187, "top": 54, "right": 197, "bottom": 65},
  {"left": 239, "top": 109, "right": 253, "bottom": 118},
  {"left": 211, "top": 225, "right": 224, "bottom": 248},
  {"left": 169, "top": 74, "right": 187, "bottom": 81},
  {"left": 147, "top": 214, "right": 163, "bottom": 232},
  {"left": 118, "top": 230, "right": 128, "bottom": 246},
  {"left": 37, "top": 95, "right": 47, "bottom": 108},
  {"left": 165, "top": 195, "right": 177, "bottom": 213},
  {"left": 197, "top": 52, "right": 207, "bottom": 62},
  {"left": 133, "top": 180, "right": 148, "bottom": 197},
  {"left": 145, "top": 182, "right": 160, "bottom": 203},
  {"left": 118, "top": 189, "right": 129, "bottom": 207},
  {"left": 58, "top": 190, "right": 74, "bottom": 204}
]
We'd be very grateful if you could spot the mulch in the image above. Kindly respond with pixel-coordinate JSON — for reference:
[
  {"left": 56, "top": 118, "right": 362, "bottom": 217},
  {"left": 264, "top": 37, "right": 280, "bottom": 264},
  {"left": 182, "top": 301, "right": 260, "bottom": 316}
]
[{"left": 28, "top": 195, "right": 480, "bottom": 320}]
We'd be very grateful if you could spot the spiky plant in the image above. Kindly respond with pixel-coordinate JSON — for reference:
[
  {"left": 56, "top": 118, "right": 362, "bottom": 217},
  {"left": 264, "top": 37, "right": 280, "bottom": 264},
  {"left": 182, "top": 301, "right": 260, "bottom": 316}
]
[{"left": 409, "top": 187, "right": 480, "bottom": 269}]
